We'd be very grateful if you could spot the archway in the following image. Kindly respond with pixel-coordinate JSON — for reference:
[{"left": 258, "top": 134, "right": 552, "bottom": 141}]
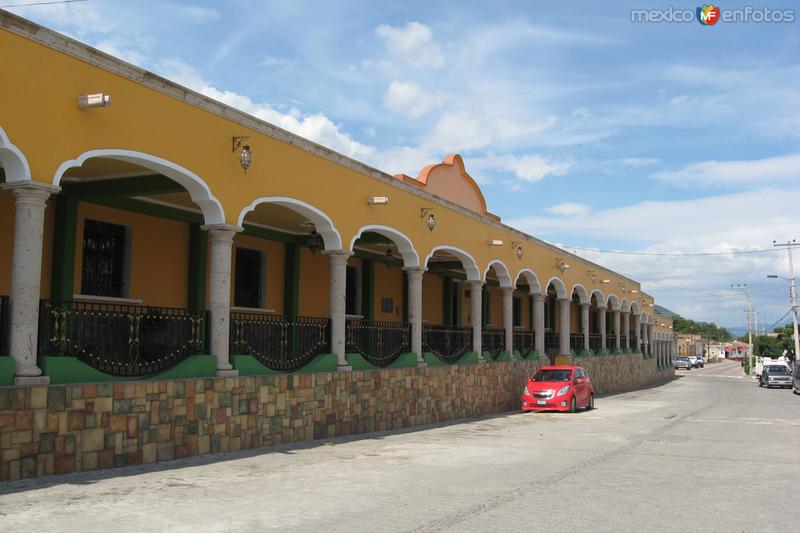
[{"left": 421, "top": 246, "right": 481, "bottom": 362}]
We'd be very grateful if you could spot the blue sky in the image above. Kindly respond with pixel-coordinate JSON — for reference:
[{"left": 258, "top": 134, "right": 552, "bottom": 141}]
[{"left": 7, "top": 0, "right": 800, "bottom": 334}]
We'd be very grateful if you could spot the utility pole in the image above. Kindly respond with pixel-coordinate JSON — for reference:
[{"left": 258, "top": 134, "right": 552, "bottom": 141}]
[
  {"left": 773, "top": 240, "right": 800, "bottom": 368},
  {"left": 732, "top": 283, "right": 753, "bottom": 376}
]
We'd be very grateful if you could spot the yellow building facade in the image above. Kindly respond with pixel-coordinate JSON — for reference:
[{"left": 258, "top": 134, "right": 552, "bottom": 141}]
[{"left": 0, "top": 12, "right": 666, "bottom": 385}]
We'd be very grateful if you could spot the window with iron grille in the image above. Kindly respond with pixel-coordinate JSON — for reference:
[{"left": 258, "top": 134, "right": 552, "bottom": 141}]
[
  {"left": 346, "top": 265, "right": 360, "bottom": 315},
  {"left": 80, "top": 219, "right": 129, "bottom": 298},
  {"left": 234, "top": 247, "right": 264, "bottom": 308}
]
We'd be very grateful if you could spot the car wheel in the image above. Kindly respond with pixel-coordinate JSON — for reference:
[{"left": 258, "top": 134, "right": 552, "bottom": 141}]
[
  {"left": 569, "top": 396, "right": 576, "bottom": 413},
  {"left": 759, "top": 380, "right": 763, "bottom": 387},
  {"left": 587, "top": 394, "right": 594, "bottom": 410}
]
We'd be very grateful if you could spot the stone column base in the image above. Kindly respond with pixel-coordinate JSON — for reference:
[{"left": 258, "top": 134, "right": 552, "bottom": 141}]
[
  {"left": 416, "top": 362, "right": 428, "bottom": 368},
  {"left": 337, "top": 365, "right": 353, "bottom": 372},
  {"left": 15, "top": 375, "right": 51, "bottom": 387},
  {"left": 216, "top": 370, "right": 239, "bottom": 378}
]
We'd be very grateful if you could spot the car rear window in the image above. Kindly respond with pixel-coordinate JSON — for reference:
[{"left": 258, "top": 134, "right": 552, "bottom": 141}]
[
  {"left": 765, "top": 365, "right": 788, "bottom": 374},
  {"left": 533, "top": 369, "right": 572, "bottom": 382}
]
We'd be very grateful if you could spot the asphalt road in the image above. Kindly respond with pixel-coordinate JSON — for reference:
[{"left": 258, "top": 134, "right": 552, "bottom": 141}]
[{"left": 1, "top": 360, "right": 799, "bottom": 532}]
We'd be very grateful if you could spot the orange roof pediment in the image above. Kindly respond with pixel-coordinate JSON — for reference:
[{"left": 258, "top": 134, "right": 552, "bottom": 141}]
[{"left": 394, "top": 154, "right": 500, "bottom": 221}]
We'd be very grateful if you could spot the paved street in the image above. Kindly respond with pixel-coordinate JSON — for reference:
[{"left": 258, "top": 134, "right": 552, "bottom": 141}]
[{"left": 1, "top": 360, "right": 799, "bottom": 532}]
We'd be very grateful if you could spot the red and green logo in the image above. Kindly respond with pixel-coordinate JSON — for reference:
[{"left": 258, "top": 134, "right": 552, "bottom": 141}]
[{"left": 697, "top": 4, "right": 721, "bottom": 25}]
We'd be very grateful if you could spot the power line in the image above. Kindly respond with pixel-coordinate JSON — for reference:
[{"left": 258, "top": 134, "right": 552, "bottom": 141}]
[
  {"left": 645, "top": 280, "right": 787, "bottom": 307},
  {"left": 1, "top": 0, "right": 85, "bottom": 8},
  {"left": 768, "top": 309, "right": 793, "bottom": 331},
  {"left": 564, "top": 245, "right": 780, "bottom": 257}
]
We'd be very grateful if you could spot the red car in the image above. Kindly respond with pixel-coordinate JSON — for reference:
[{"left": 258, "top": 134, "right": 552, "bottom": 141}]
[{"left": 521, "top": 365, "right": 594, "bottom": 412}]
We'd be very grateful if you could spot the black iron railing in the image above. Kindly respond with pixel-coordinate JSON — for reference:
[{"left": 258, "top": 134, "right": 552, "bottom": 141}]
[
  {"left": 481, "top": 328, "right": 505, "bottom": 359},
  {"left": 38, "top": 300, "right": 207, "bottom": 377},
  {"left": 346, "top": 319, "right": 410, "bottom": 367},
  {"left": 513, "top": 331, "right": 535, "bottom": 357},
  {"left": 231, "top": 312, "right": 330, "bottom": 371},
  {"left": 0, "top": 295, "right": 9, "bottom": 356},
  {"left": 544, "top": 332, "right": 559, "bottom": 357},
  {"left": 606, "top": 335, "right": 616, "bottom": 350},
  {"left": 630, "top": 331, "right": 637, "bottom": 350},
  {"left": 570, "top": 333, "right": 585, "bottom": 353},
  {"left": 621, "top": 335, "right": 629, "bottom": 350},
  {"left": 589, "top": 333, "right": 603, "bottom": 353},
  {"left": 422, "top": 324, "right": 472, "bottom": 364}
]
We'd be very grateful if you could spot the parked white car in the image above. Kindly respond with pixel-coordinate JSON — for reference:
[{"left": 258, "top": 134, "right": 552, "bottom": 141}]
[{"left": 688, "top": 356, "right": 698, "bottom": 368}]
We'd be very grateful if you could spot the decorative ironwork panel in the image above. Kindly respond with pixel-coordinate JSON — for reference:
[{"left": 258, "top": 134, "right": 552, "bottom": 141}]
[
  {"left": 481, "top": 328, "right": 505, "bottom": 359},
  {"left": 38, "top": 300, "right": 206, "bottom": 377},
  {"left": 230, "top": 313, "right": 330, "bottom": 371},
  {"left": 605, "top": 335, "right": 616, "bottom": 350},
  {"left": 345, "top": 319, "right": 410, "bottom": 367},
  {"left": 570, "top": 333, "right": 585, "bottom": 353},
  {"left": 544, "top": 332, "right": 559, "bottom": 356},
  {"left": 589, "top": 333, "right": 603, "bottom": 353},
  {"left": 513, "top": 331, "right": 535, "bottom": 356},
  {"left": 422, "top": 324, "right": 472, "bottom": 364},
  {"left": 0, "top": 295, "right": 8, "bottom": 356}
]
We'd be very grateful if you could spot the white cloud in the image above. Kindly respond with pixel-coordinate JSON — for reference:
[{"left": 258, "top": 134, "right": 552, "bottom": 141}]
[
  {"left": 545, "top": 202, "right": 590, "bottom": 216},
  {"left": 260, "top": 55, "right": 294, "bottom": 67},
  {"left": 173, "top": 5, "right": 221, "bottom": 23},
  {"left": 158, "top": 60, "right": 376, "bottom": 161},
  {"left": 375, "top": 22, "right": 444, "bottom": 69},
  {"left": 504, "top": 153, "right": 571, "bottom": 182},
  {"left": 621, "top": 157, "right": 660, "bottom": 167},
  {"left": 512, "top": 189, "right": 797, "bottom": 328},
  {"left": 423, "top": 112, "right": 557, "bottom": 153},
  {"left": 383, "top": 81, "right": 443, "bottom": 118},
  {"left": 652, "top": 153, "right": 800, "bottom": 188}
]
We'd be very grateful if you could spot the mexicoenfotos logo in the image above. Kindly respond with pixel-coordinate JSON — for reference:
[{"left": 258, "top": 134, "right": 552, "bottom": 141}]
[
  {"left": 697, "top": 4, "right": 721, "bottom": 25},
  {"left": 631, "top": 5, "right": 795, "bottom": 23}
]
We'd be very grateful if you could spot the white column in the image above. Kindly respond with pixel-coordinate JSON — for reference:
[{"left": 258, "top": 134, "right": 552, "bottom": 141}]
[
  {"left": 533, "top": 293, "right": 545, "bottom": 355},
  {"left": 469, "top": 281, "right": 483, "bottom": 361},
  {"left": 580, "top": 302, "right": 590, "bottom": 354},
  {"left": 613, "top": 309, "right": 621, "bottom": 352},
  {"left": 405, "top": 267, "right": 426, "bottom": 366},
  {"left": 202, "top": 224, "right": 241, "bottom": 377},
  {"left": 598, "top": 307, "right": 607, "bottom": 354},
  {"left": 622, "top": 311, "right": 630, "bottom": 351},
  {"left": 558, "top": 297, "right": 570, "bottom": 357},
  {"left": 502, "top": 287, "right": 514, "bottom": 358},
  {"left": 2, "top": 181, "right": 60, "bottom": 385},
  {"left": 325, "top": 249, "right": 352, "bottom": 370}
]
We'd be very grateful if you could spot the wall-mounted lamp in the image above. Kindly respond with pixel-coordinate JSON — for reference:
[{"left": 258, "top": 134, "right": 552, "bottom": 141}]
[
  {"left": 77, "top": 93, "right": 111, "bottom": 109},
  {"left": 630, "top": 289, "right": 639, "bottom": 294},
  {"left": 368, "top": 196, "right": 389, "bottom": 205},
  {"left": 512, "top": 242, "right": 524, "bottom": 259},
  {"left": 420, "top": 208, "right": 436, "bottom": 231},
  {"left": 232, "top": 136, "right": 252, "bottom": 173},
  {"left": 590, "top": 273, "right": 598, "bottom": 283},
  {"left": 601, "top": 279, "right": 611, "bottom": 284},
  {"left": 489, "top": 239, "right": 504, "bottom": 246}
]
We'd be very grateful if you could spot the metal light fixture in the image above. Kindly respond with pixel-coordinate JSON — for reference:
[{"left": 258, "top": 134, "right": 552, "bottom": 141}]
[
  {"left": 601, "top": 279, "right": 611, "bottom": 284},
  {"left": 421, "top": 208, "right": 436, "bottom": 231},
  {"left": 232, "top": 136, "right": 252, "bottom": 173},
  {"left": 77, "top": 93, "right": 111, "bottom": 109},
  {"left": 512, "top": 242, "right": 524, "bottom": 260},
  {"left": 368, "top": 196, "right": 389, "bottom": 205},
  {"left": 489, "top": 239, "right": 504, "bottom": 246}
]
